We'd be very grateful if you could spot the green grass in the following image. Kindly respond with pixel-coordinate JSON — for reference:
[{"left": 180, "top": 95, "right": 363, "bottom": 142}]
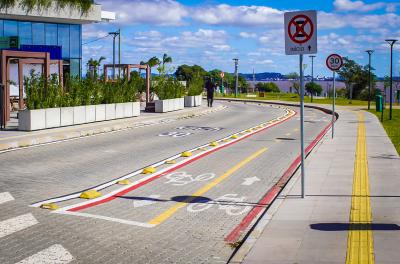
[
  {"left": 369, "top": 109, "right": 400, "bottom": 155},
  {"left": 216, "top": 93, "right": 373, "bottom": 106}
]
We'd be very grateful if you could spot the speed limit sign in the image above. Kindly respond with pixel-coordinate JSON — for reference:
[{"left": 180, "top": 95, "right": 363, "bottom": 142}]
[{"left": 326, "top": 54, "right": 343, "bottom": 71}]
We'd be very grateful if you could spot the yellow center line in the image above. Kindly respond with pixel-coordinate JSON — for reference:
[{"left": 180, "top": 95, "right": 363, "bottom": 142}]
[
  {"left": 346, "top": 112, "right": 374, "bottom": 264},
  {"left": 148, "top": 147, "right": 268, "bottom": 225}
]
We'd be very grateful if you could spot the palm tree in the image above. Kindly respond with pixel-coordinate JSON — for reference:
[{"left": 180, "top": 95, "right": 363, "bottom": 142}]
[
  {"left": 87, "top": 56, "right": 106, "bottom": 79},
  {"left": 0, "top": 0, "right": 94, "bottom": 13},
  {"left": 162, "top": 53, "right": 172, "bottom": 67}
]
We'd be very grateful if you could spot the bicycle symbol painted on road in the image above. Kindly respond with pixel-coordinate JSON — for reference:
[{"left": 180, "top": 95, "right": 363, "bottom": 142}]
[
  {"left": 158, "top": 131, "right": 193, "bottom": 138},
  {"left": 165, "top": 172, "right": 216, "bottom": 186},
  {"left": 187, "top": 194, "right": 252, "bottom": 216}
]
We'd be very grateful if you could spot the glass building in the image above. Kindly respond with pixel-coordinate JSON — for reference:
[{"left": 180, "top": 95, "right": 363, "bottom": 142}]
[{"left": 0, "top": 19, "right": 82, "bottom": 77}]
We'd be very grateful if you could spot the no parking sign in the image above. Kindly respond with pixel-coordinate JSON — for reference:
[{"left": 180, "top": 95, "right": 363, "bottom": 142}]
[{"left": 284, "top": 10, "right": 317, "bottom": 55}]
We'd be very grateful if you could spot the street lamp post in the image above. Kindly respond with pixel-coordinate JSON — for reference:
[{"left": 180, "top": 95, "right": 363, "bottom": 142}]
[
  {"left": 109, "top": 30, "right": 121, "bottom": 80},
  {"left": 233, "top": 58, "right": 239, "bottom": 97},
  {"left": 366, "top": 50, "right": 374, "bottom": 110},
  {"left": 385, "top": 39, "right": 398, "bottom": 120}
]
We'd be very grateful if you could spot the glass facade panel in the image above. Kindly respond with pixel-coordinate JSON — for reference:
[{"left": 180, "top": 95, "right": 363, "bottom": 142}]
[
  {"left": 45, "top": 23, "right": 57, "bottom": 45},
  {"left": 18, "top": 22, "right": 32, "bottom": 45},
  {"left": 4, "top": 20, "right": 17, "bottom": 36},
  {"left": 0, "top": 20, "right": 4, "bottom": 36},
  {"left": 70, "top": 59, "right": 81, "bottom": 77},
  {"left": 70, "top": 24, "right": 81, "bottom": 58},
  {"left": 32, "top": 23, "right": 45, "bottom": 45},
  {"left": 58, "top": 24, "right": 70, "bottom": 59}
]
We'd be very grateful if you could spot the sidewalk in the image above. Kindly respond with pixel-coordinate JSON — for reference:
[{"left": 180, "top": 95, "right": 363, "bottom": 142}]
[
  {"left": 0, "top": 103, "right": 225, "bottom": 152},
  {"left": 237, "top": 109, "right": 400, "bottom": 264}
]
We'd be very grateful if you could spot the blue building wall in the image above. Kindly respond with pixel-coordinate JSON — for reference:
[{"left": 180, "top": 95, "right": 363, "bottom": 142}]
[{"left": 0, "top": 19, "right": 82, "bottom": 76}]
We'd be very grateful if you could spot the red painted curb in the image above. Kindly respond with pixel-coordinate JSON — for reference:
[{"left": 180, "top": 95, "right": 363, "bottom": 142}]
[
  {"left": 225, "top": 120, "right": 333, "bottom": 243},
  {"left": 69, "top": 111, "right": 296, "bottom": 212}
]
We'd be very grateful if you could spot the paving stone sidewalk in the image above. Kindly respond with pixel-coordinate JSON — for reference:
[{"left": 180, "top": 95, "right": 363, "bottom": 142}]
[
  {"left": 0, "top": 102, "right": 225, "bottom": 151},
  {"left": 238, "top": 109, "right": 400, "bottom": 264}
]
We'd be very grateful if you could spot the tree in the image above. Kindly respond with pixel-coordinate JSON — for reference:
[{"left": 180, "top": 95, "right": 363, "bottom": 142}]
[
  {"left": 285, "top": 72, "right": 300, "bottom": 94},
  {"left": 175, "top": 64, "right": 207, "bottom": 82},
  {"left": 0, "top": 0, "right": 94, "bottom": 13},
  {"left": 256, "top": 82, "right": 280, "bottom": 93},
  {"left": 337, "top": 57, "right": 376, "bottom": 100},
  {"left": 305, "top": 82, "right": 322, "bottom": 102},
  {"left": 86, "top": 56, "right": 105, "bottom": 79}
]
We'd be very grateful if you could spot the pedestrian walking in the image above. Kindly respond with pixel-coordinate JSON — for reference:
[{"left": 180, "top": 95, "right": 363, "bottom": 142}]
[{"left": 206, "top": 78, "right": 215, "bottom": 107}]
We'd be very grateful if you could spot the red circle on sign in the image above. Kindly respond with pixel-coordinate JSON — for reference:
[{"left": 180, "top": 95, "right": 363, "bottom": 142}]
[
  {"left": 326, "top": 54, "right": 343, "bottom": 71},
  {"left": 288, "top": 15, "right": 314, "bottom": 44}
]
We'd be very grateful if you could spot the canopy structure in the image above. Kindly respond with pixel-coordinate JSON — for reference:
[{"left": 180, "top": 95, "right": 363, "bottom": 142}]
[{"left": 1, "top": 50, "right": 63, "bottom": 124}]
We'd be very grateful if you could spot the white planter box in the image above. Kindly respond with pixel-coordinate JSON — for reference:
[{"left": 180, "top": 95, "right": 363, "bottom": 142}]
[
  {"left": 115, "top": 103, "right": 124, "bottom": 119},
  {"left": 105, "top": 104, "right": 116, "bottom": 120},
  {"left": 155, "top": 98, "right": 184, "bottom": 113},
  {"left": 185, "top": 95, "right": 202, "bottom": 107},
  {"left": 95, "top": 104, "right": 106, "bottom": 121},
  {"left": 132, "top": 102, "right": 140, "bottom": 117},
  {"left": 85, "top": 105, "right": 96, "bottom": 123},
  {"left": 123, "top": 102, "right": 133, "bottom": 117},
  {"left": 18, "top": 102, "right": 140, "bottom": 131},
  {"left": 18, "top": 109, "right": 46, "bottom": 131},
  {"left": 73, "top": 106, "right": 86, "bottom": 125},
  {"left": 45, "top": 108, "right": 61, "bottom": 128},
  {"left": 60, "top": 107, "right": 74, "bottom": 127}
]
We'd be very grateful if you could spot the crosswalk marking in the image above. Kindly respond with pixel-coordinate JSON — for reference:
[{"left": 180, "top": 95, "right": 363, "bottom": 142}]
[
  {"left": 0, "top": 213, "right": 38, "bottom": 238},
  {"left": 15, "top": 244, "right": 74, "bottom": 264},
  {"left": 0, "top": 192, "right": 14, "bottom": 205}
]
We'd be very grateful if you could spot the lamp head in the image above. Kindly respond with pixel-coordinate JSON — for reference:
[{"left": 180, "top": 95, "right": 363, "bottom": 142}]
[
  {"left": 385, "top": 39, "right": 398, "bottom": 45},
  {"left": 366, "top": 50, "right": 374, "bottom": 55}
]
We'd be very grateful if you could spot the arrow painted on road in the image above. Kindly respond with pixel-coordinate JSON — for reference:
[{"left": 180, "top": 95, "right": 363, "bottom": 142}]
[
  {"left": 241, "top": 177, "right": 261, "bottom": 186},
  {"left": 133, "top": 195, "right": 161, "bottom": 208}
]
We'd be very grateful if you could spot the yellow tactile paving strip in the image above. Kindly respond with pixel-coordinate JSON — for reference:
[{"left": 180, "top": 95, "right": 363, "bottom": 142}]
[{"left": 346, "top": 112, "right": 374, "bottom": 264}]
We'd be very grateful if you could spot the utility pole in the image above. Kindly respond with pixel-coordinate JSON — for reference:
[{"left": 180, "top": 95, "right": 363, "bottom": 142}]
[
  {"left": 309, "top": 55, "right": 316, "bottom": 83},
  {"left": 233, "top": 58, "right": 239, "bottom": 97},
  {"left": 118, "top": 29, "right": 121, "bottom": 79},
  {"left": 366, "top": 50, "right": 374, "bottom": 110},
  {"left": 385, "top": 39, "right": 397, "bottom": 120},
  {"left": 109, "top": 30, "right": 121, "bottom": 80}
]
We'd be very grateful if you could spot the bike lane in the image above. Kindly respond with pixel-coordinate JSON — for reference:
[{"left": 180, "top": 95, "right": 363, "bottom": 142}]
[{"left": 44, "top": 107, "right": 331, "bottom": 263}]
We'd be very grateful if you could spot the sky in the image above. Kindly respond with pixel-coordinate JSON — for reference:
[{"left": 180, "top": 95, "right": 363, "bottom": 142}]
[{"left": 82, "top": 0, "right": 400, "bottom": 77}]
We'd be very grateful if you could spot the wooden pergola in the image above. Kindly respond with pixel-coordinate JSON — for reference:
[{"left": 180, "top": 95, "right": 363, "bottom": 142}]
[
  {"left": 103, "top": 64, "right": 151, "bottom": 103},
  {"left": 0, "top": 50, "right": 63, "bottom": 123}
]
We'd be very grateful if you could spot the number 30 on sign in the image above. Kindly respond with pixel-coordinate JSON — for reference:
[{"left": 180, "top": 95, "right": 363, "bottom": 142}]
[{"left": 326, "top": 54, "right": 343, "bottom": 71}]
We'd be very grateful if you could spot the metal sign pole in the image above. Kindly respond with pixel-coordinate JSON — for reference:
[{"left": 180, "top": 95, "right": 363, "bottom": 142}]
[
  {"left": 300, "top": 54, "right": 305, "bottom": 199},
  {"left": 0, "top": 84, "right": 3, "bottom": 130},
  {"left": 332, "top": 71, "right": 336, "bottom": 138}
]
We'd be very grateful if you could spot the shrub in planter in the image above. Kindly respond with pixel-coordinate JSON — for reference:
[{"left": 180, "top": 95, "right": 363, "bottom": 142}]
[
  {"left": 187, "top": 74, "right": 204, "bottom": 96},
  {"left": 153, "top": 76, "right": 185, "bottom": 100}
]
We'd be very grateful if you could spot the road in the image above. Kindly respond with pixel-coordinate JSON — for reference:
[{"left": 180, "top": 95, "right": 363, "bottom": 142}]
[{"left": 0, "top": 101, "right": 331, "bottom": 264}]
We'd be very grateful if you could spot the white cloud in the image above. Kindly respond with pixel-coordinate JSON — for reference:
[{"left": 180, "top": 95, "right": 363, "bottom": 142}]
[
  {"left": 191, "top": 4, "right": 283, "bottom": 27},
  {"left": 319, "top": 12, "right": 400, "bottom": 30},
  {"left": 333, "top": 0, "right": 399, "bottom": 14},
  {"left": 100, "top": 0, "right": 188, "bottom": 26},
  {"left": 333, "top": 0, "right": 386, "bottom": 12},
  {"left": 255, "top": 59, "right": 274, "bottom": 65},
  {"left": 240, "top": 32, "right": 257, "bottom": 39}
]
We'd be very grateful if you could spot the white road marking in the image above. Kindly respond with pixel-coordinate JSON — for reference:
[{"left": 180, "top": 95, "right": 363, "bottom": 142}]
[
  {"left": 32, "top": 107, "right": 295, "bottom": 209},
  {"left": 15, "top": 244, "right": 73, "bottom": 264},
  {"left": 0, "top": 192, "right": 14, "bottom": 205},
  {"left": 133, "top": 195, "right": 161, "bottom": 208},
  {"left": 241, "top": 177, "right": 261, "bottom": 186},
  {"left": 55, "top": 211, "right": 155, "bottom": 228},
  {"left": 0, "top": 213, "right": 38, "bottom": 238}
]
